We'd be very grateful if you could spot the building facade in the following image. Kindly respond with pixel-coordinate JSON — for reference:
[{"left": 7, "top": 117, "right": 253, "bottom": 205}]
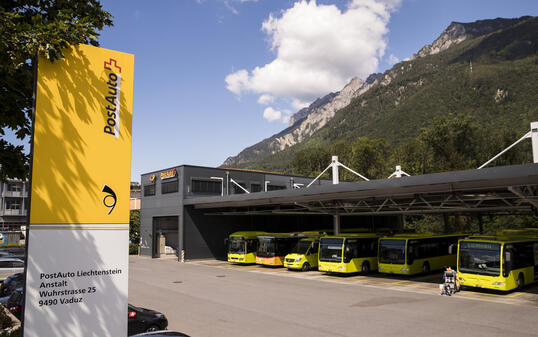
[
  {"left": 0, "top": 179, "right": 29, "bottom": 231},
  {"left": 140, "top": 165, "right": 335, "bottom": 260},
  {"left": 130, "top": 182, "right": 141, "bottom": 210}
]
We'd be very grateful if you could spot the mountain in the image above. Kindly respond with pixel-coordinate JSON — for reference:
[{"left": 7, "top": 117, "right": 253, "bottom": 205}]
[
  {"left": 288, "top": 92, "right": 338, "bottom": 126},
  {"left": 224, "top": 16, "right": 538, "bottom": 172},
  {"left": 221, "top": 76, "right": 380, "bottom": 168},
  {"left": 412, "top": 17, "right": 532, "bottom": 59}
]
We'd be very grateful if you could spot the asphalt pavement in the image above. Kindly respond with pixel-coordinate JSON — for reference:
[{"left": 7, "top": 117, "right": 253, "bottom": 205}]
[{"left": 128, "top": 256, "right": 538, "bottom": 337}]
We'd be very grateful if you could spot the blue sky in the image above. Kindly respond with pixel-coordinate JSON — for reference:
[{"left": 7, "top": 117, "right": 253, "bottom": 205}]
[{"left": 4, "top": 0, "right": 537, "bottom": 181}]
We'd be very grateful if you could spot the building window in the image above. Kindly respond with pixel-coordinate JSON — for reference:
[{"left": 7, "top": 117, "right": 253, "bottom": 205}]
[
  {"left": 267, "top": 184, "right": 286, "bottom": 191},
  {"left": 5, "top": 200, "right": 21, "bottom": 210},
  {"left": 143, "top": 184, "right": 156, "bottom": 196},
  {"left": 7, "top": 184, "right": 22, "bottom": 192},
  {"left": 162, "top": 179, "right": 178, "bottom": 194},
  {"left": 251, "top": 183, "right": 262, "bottom": 193},
  {"left": 191, "top": 179, "right": 222, "bottom": 195}
]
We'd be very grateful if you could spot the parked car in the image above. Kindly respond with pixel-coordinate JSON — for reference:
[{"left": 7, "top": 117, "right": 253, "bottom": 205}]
[
  {"left": 0, "top": 273, "right": 23, "bottom": 297},
  {"left": 132, "top": 332, "right": 190, "bottom": 337},
  {"left": 128, "top": 304, "right": 168, "bottom": 336},
  {"left": 0, "top": 257, "right": 24, "bottom": 280}
]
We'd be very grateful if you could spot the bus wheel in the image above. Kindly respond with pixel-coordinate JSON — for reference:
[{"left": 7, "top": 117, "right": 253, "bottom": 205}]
[
  {"left": 302, "top": 262, "right": 311, "bottom": 272},
  {"left": 422, "top": 262, "right": 430, "bottom": 274},
  {"left": 517, "top": 274, "right": 524, "bottom": 290},
  {"left": 362, "top": 261, "right": 370, "bottom": 274}
]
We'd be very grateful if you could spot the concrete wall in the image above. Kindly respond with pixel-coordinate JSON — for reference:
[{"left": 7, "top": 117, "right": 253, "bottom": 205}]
[
  {"left": 139, "top": 164, "right": 372, "bottom": 260},
  {"left": 140, "top": 166, "right": 183, "bottom": 257}
]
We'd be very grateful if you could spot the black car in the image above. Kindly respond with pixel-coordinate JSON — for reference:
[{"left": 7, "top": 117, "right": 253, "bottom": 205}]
[
  {"left": 0, "top": 273, "right": 24, "bottom": 297},
  {"left": 128, "top": 304, "right": 168, "bottom": 336},
  {"left": 132, "top": 332, "right": 190, "bottom": 337},
  {"left": 0, "top": 290, "right": 169, "bottom": 333}
]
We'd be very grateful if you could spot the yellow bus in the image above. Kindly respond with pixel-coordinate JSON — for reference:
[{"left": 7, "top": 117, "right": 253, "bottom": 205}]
[
  {"left": 318, "top": 233, "right": 379, "bottom": 274},
  {"left": 378, "top": 234, "right": 463, "bottom": 275},
  {"left": 458, "top": 235, "right": 538, "bottom": 291},
  {"left": 283, "top": 236, "right": 321, "bottom": 271},
  {"left": 256, "top": 233, "right": 300, "bottom": 266},
  {"left": 227, "top": 231, "right": 268, "bottom": 264}
]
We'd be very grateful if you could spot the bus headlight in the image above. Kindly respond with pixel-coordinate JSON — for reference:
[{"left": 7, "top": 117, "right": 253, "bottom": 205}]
[
  {"left": 338, "top": 266, "right": 345, "bottom": 270},
  {"left": 493, "top": 282, "right": 505, "bottom": 286},
  {"left": 378, "top": 266, "right": 383, "bottom": 270},
  {"left": 295, "top": 258, "right": 301, "bottom": 262},
  {"left": 400, "top": 268, "right": 409, "bottom": 272},
  {"left": 459, "top": 277, "right": 464, "bottom": 281}
]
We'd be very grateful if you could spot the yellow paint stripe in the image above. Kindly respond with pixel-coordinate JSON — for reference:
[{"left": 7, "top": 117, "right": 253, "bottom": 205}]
[{"left": 391, "top": 280, "right": 409, "bottom": 285}]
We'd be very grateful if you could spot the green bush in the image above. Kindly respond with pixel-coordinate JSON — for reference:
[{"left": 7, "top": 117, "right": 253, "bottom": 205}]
[
  {"left": 0, "top": 245, "right": 24, "bottom": 249},
  {"left": 129, "top": 243, "right": 139, "bottom": 255}
]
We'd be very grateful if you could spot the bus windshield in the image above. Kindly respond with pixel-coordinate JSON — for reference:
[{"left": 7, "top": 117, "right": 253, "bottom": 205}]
[
  {"left": 379, "top": 239, "right": 406, "bottom": 264},
  {"left": 319, "top": 238, "right": 343, "bottom": 262},
  {"left": 257, "top": 238, "right": 275, "bottom": 257},
  {"left": 459, "top": 241, "right": 501, "bottom": 276},
  {"left": 291, "top": 241, "right": 312, "bottom": 254},
  {"left": 229, "top": 237, "right": 245, "bottom": 254}
]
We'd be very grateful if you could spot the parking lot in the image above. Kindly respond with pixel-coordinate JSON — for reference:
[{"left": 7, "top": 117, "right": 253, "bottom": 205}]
[{"left": 129, "top": 256, "right": 538, "bottom": 337}]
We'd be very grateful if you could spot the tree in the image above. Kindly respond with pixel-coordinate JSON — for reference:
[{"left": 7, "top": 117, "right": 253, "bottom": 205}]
[
  {"left": 0, "top": 0, "right": 113, "bottom": 180},
  {"left": 418, "top": 114, "right": 483, "bottom": 172},
  {"left": 129, "top": 210, "right": 140, "bottom": 244},
  {"left": 391, "top": 139, "right": 432, "bottom": 176},
  {"left": 291, "top": 147, "right": 331, "bottom": 177},
  {"left": 349, "top": 137, "right": 390, "bottom": 180}
]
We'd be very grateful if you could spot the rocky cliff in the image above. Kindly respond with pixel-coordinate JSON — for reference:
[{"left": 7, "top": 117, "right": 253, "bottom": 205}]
[
  {"left": 412, "top": 17, "right": 530, "bottom": 59},
  {"left": 221, "top": 76, "right": 379, "bottom": 168}
]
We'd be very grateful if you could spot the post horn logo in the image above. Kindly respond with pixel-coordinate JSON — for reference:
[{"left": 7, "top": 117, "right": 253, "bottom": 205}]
[
  {"left": 149, "top": 174, "right": 156, "bottom": 182},
  {"left": 102, "top": 185, "right": 117, "bottom": 215}
]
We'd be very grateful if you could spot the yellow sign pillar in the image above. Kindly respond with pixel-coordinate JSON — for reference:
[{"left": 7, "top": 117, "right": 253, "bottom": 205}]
[{"left": 23, "top": 44, "right": 134, "bottom": 337}]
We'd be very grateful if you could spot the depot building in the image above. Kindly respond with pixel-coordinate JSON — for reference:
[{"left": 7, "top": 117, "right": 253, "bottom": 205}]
[{"left": 139, "top": 163, "right": 538, "bottom": 261}]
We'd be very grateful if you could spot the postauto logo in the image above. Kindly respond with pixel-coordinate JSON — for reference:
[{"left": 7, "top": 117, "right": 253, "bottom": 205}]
[
  {"left": 161, "top": 168, "right": 177, "bottom": 180},
  {"left": 103, "top": 58, "right": 122, "bottom": 138}
]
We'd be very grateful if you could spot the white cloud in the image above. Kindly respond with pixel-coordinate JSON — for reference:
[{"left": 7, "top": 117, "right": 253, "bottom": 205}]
[
  {"left": 291, "top": 98, "right": 309, "bottom": 110},
  {"left": 281, "top": 109, "right": 293, "bottom": 124},
  {"left": 223, "top": 0, "right": 239, "bottom": 14},
  {"left": 263, "top": 107, "right": 282, "bottom": 122},
  {"left": 387, "top": 53, "right": 400, "bottom": 65},
  {"left": 225, "top": 0, "right": 400, "bottom": 105},
  {"left": 257, "top": 94, "right": 275, "bottom": 105},
  {"left": 225, "top": 69, "right": 249, "bottom": 95}
]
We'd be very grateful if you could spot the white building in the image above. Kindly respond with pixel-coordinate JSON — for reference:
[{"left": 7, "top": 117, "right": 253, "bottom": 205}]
[{"left": 0, "top": 179, "right": 29, "bottom": 231}]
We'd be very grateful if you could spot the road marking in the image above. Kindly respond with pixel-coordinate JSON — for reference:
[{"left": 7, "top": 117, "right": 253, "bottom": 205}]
[{"left": 187, "top": 260, "right": 537, "bottom": 306}]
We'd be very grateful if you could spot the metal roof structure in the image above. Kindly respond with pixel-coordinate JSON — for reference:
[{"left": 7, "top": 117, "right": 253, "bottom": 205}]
[{"left": 184, "top": 163, "right": 538, "bottom": 216}]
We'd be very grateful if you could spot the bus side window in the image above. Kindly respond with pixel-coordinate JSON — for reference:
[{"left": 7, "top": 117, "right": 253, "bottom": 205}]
[
  {"left": 344, "top": 240, "right": 357, "bottom": 262},
  {"left": 534, "top": 243, "right": 538, "bottom": 271},
  {"left": 371, "top": 239, "right": 378, "bottom": 257},
  {"left": 247, "top": 239, "right": 257, "bottom": 253},
  {"left": 310, "top": 242, "right": 318, "bottom": 254},
  {"left": 407, "top": 244, "right": 415, "bottom": 265},
  {"left": 503, "top": 246, "right": 512, "bottom": 277}
]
